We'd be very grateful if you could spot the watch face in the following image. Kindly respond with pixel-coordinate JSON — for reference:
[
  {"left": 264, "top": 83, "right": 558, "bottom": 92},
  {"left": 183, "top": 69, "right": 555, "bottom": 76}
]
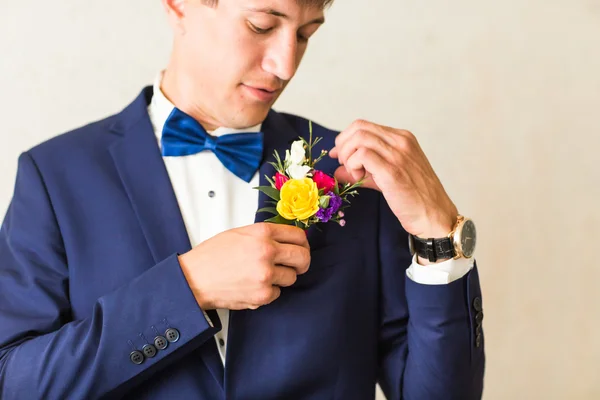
[{"left": 460, "top": 219, "right": 477, "bottom": 258}]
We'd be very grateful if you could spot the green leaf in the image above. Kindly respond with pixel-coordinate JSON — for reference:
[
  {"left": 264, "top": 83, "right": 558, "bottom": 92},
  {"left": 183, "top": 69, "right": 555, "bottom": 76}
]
[
  {"left": 264, "top": 174, "right": 276, "bottom": 187},
  {"left": 319, "top": 195, "right": 331, "bottom": 209},
  {"left": 265, "top": 215, "right": 295, "bottom": 225},
  {"left": 254, "top": 186, "right": 281, "bottom": 201},
  {"left": 273, "top": 150, "right": 285, "bottom": 172},
  {"left": 257, "top": 207, "right": 278, "bottom": 215},
  {"left": 333, "top": 178, "right": 340, "bottom": 196},
  {"left": 268, "top": 162, "right": 283, "bottom": 173}
]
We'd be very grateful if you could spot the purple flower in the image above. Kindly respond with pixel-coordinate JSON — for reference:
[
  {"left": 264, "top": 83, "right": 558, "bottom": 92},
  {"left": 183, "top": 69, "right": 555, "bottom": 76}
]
[
  {"left": 316, "top": 207, "right": 334, "bottom": 222},
  {"left": 316, "top": 192, "right": 343, "bottom": 223},
  {"left": 328, "top": 192, "right": 342, "bottom": 213}
]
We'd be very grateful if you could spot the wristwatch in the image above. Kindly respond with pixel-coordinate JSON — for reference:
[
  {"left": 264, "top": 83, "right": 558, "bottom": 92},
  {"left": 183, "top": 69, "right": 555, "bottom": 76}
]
[{"left": 408, "top": 215, "right": 477, "bottom": 262}]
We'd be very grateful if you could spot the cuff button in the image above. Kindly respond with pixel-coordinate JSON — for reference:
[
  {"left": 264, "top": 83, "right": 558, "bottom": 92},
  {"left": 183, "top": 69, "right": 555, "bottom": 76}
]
[
  {"left": 154, "top": 335, "right": 168, "bottom": 350},
  {"left": 165, "top": 328, "right": 180, "bottom": 343},
  {"left": 475, "top": 311, "right": 484, "bottom": 325},
  {"left": 130, "top": 350, "right": 144, "bottom": 365},
  {"left": 473, "top": 297, "right": 483, "bottom": 312},
  {"left": 142, "top": 344, "right": 157, "bottom": 358}
]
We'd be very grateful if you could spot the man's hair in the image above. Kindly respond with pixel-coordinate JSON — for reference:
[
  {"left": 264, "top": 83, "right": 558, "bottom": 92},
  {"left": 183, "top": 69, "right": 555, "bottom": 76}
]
[{"left": 201, "top": 0, "right": 334, "bottom": 9}]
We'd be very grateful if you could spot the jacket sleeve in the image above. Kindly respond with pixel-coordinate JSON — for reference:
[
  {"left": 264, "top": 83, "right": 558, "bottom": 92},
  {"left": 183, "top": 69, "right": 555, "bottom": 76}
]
[
  {"left": 376, "top": 195, "right": 485, "bottom": 400},
  {"left": 0, "top": 152, "right": 219, "bottom": 400}
]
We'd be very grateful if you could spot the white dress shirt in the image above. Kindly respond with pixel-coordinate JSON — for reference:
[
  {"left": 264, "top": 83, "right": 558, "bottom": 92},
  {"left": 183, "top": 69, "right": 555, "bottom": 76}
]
[{"left": 147, "top": 72, "right": 475, "bottom": 365}]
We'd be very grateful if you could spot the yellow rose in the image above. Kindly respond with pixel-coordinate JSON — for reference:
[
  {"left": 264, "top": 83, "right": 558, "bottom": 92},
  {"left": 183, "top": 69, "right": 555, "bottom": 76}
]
[{"left": 276, "top": 178, "right": 320, "bottom": 221}]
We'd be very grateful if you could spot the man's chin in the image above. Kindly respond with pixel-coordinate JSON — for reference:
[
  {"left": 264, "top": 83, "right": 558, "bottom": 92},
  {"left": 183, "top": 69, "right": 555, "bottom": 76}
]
[{"left": 232, "top": 107, "right": 271, "bottom": 129}]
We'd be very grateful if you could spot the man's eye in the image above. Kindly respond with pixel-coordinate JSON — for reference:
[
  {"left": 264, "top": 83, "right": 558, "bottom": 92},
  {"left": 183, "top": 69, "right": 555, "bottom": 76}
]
[{"left": 249, "top": 22, "right": 273, "bottom": 34}]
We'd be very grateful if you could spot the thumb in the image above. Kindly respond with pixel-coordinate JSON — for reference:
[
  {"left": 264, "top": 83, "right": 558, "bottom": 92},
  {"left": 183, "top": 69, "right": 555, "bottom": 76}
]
[{"left": 334, "top": 166, "right": 379, "bottom": 191}]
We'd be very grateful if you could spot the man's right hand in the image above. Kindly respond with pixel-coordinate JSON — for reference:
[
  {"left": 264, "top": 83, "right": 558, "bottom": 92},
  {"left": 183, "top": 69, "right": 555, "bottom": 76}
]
[{"left": 178, "top": 223, "right": 311, "bottom": 311}]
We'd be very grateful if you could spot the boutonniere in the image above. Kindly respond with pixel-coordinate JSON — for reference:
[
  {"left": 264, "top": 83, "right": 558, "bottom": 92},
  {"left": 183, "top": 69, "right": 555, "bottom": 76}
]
[{"left": 255, "top": 122, "right": 363, "bottom": 230}]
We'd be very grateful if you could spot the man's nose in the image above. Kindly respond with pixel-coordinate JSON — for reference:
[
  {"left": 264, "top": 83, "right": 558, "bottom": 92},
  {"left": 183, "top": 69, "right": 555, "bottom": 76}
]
[{"left": 262, "top": 35, "right": 298, "bottom": 82}]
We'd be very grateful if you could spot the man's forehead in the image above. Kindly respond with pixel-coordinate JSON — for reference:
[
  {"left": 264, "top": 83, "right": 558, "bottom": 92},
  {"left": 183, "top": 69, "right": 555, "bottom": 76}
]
[{"left": 239, "top": 0, "right": 327, "bottom": 21}]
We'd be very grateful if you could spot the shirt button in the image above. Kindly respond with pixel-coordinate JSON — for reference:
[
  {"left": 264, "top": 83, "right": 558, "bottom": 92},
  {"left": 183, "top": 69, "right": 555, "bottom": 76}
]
[
  {"left": 218, "top": 338, "right": 225, "bottom": 347},
  {"left": 208, "top": 190, "right": 216, "bottom": 198}
]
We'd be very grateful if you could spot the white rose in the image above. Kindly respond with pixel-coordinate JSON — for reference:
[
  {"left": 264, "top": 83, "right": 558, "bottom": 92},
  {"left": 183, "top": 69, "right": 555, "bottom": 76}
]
[
  {"left": 287, "top": 164, "right": 312, "bottom": 180},
  {"left": 289, "top": 140, "right": 306, "bottom": 165}
]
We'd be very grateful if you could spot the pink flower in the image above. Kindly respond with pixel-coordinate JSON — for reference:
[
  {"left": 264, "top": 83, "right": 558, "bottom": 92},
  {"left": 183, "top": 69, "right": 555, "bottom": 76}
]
[
  {"left": 313, "top": 170, "right": 336, "bottom": 193},
  {"left": 274, "top": 172, "right": 289, "bottom": 190},
  {"left": 339, "top": 219, "right": 346, "bottom": 227}
]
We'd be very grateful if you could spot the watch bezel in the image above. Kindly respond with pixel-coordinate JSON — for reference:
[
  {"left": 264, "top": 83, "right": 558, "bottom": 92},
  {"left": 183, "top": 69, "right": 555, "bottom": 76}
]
[{"left": 451, "top": 216, "right": 476, "bottom": 259}]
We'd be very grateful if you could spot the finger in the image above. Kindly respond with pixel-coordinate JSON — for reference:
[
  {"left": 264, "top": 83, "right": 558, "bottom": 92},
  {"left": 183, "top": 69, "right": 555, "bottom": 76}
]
[
  {"left": 334, "top": 119, "right": 375, "bottom": 150},
  {"left": 345, "top": 147, "right": 389, "bottom": 182},
  {"left": 334, "top": 120, "right": 393, "bottom": 155},
  {"left": 270, "top": 265, "right": 299, "bottom": 286},
  {"left": 248, "top": 286, "right": 282, "bottom": 309},
  {"left": 337, "top": 129, "right": 394, "bottom": 168},
  {"left": 264, "top": 286, "right": 281, "bottom": 305},
  {"left": 333, "top": 165, "right": 357, "bottom": 184},
  {"left": 273, "top": 243, "right": 311, "bottom": 274},
  {"left": 333, "top": 165, "right": 379, "bottom": 190},
  {"left": 329, "top": 146, "right": 339, "bottom": 159},
  {"left": 257, "top": 223, "right": 309, "bottom": 249}
]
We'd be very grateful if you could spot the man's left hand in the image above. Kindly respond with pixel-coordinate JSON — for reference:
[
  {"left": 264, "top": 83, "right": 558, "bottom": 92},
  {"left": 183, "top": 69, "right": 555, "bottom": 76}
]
[{"left": 329, "top": 119, "right": 458, "bottom": 240}]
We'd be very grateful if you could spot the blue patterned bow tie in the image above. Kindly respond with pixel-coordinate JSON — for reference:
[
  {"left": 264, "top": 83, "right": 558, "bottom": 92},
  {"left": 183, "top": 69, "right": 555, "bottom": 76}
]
[{"left": 161, "top": 108, "right": 264, "bottom": 183}]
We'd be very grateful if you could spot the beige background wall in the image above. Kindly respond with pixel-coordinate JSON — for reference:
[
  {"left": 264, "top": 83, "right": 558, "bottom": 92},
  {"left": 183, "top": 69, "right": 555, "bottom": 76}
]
[{"left": 1, "top": 1, "right": 599, "bottom": 399}]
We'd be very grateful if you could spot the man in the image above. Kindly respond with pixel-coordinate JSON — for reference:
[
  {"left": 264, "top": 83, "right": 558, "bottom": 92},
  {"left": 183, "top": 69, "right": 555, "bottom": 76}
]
[{"left": 0, "top": 0, "right": 485, "bottom": 399}]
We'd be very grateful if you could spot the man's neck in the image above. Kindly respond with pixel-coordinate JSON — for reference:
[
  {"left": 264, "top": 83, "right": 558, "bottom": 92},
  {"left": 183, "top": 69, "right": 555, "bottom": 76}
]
[{"left": 160, "top": 67, "right": 220, "bottom": 132}]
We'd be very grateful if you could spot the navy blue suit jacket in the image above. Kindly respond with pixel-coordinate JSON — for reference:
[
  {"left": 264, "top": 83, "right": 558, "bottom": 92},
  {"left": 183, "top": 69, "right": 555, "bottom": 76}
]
[{"left": 0, "top": 87, "right": 485, "bottom": 399}]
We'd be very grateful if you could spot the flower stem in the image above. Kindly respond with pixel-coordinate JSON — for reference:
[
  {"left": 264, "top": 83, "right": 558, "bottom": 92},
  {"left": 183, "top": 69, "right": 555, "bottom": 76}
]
[{"left": 308, "top": 121, "right": 313, "bottom": 167}]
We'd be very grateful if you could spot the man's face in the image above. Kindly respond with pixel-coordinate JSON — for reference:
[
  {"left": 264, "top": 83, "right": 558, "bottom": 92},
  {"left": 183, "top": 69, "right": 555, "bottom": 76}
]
[{"left": 172, "top": 0, "right": 325, "bottom": 129}]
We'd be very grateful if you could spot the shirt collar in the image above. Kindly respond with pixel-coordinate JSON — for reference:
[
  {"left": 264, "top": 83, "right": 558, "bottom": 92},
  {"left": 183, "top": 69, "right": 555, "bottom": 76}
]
[{"left": 148, "top": 71, "right": 262, "bottom": 141}]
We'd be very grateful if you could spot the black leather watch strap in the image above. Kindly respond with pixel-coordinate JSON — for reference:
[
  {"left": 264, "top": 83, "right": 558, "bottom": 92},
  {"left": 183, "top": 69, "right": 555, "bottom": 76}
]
[{"left": 410, "top": 235, "right": 456, "bottom": 262}]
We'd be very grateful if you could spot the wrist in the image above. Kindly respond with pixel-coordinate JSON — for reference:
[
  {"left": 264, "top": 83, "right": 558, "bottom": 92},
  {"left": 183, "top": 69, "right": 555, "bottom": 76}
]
[
  {"left": 178, "top": 253, "right": 213, "bottom": 310},
  {"left": 419, "top": 208, "right": 457, "bottom": 239},
  {"left": 409, "top": 211, "right": 460, "bottom": 264}
]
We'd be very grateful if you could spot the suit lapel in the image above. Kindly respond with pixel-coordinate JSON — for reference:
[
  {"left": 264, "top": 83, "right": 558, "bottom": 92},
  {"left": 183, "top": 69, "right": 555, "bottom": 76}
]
[
  {"left": 108, "top": 87, "right": 192, "bottom": 263},
  {"left": 108, "top": 88, "right": 226, "bottom": 390}
]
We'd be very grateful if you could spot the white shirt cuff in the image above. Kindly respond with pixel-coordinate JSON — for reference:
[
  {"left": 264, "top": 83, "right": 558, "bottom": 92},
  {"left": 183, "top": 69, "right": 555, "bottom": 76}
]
[{"left": 406, "top": 255, "right": 475, "bottom": 285}]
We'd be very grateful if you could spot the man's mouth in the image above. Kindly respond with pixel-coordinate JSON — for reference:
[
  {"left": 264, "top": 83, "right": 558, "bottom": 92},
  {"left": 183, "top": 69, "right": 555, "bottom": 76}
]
[{"left": 242, "top": 84, "right": 280, "bottom": 102}]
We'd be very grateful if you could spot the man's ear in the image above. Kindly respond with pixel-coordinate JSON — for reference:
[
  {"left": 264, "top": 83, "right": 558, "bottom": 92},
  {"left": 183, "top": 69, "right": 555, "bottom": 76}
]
[{"left": 162, "top": 0, "right": 187, "bottom": 35}]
